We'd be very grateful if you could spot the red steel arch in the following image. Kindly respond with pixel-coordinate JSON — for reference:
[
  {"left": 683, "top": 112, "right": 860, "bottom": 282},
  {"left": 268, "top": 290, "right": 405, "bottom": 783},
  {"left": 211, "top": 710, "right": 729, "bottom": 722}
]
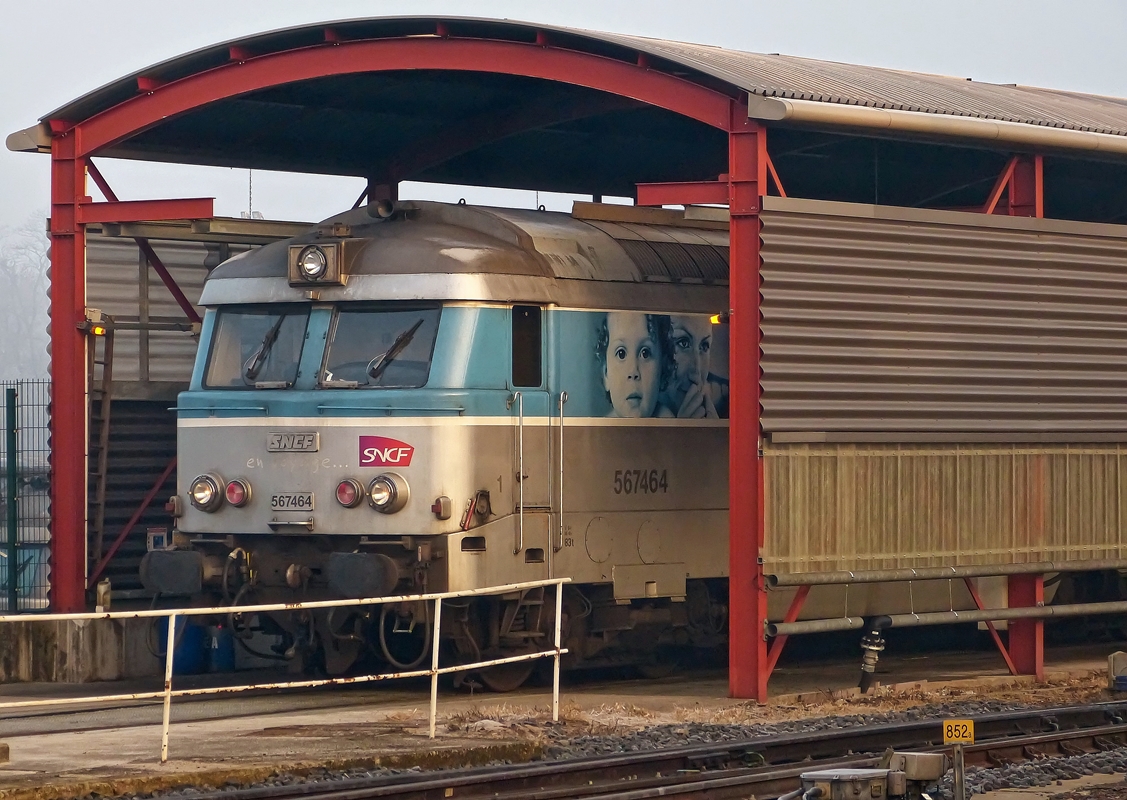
[
  {"left": 49, "top": 32, "right": 767, "bottom": 700},
  {"left": 68, "top": 37, "right": 735, "bottom": 152}
]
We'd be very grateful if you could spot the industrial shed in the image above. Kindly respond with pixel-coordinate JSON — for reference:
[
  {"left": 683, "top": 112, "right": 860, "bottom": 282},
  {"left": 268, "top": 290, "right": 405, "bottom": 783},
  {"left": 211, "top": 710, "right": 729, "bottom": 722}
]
[{"left": 11, "top": 16, "right": 1127, "bottom": 700}]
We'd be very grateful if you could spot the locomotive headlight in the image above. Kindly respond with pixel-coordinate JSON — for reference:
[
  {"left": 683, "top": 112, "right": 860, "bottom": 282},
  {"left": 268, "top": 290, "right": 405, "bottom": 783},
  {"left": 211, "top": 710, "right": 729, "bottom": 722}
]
[
  {"left": 296, "top": 245, "right": 328, "bottom": 281},
  {"left": 189, "top": 474, "right": 223, "bottom": 512},
  {"left": 367, "top": 473, "right": 409, "bottom": 514}
]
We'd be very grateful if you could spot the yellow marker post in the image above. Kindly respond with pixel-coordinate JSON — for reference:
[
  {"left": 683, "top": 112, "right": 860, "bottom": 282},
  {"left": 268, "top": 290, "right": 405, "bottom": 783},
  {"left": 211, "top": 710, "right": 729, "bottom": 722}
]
[{"left": 943, "top": 720, "right": 974, "bottom": 800}]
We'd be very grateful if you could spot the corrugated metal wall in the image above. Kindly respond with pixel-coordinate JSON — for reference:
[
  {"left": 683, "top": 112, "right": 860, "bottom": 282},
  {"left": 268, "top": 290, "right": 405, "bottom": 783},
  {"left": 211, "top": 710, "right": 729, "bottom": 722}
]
[
  {"left": 85, "top": 234, "right": 213, "bottom": 596},
  {"left": 86, "top": 235, "right": 218, "bottom": 385},
  {"left": 760, "top": 197, "right": 1127, "bottom": 436},
  {"left": 90, "top": 400, "right": 178, "bottom": 594},
  {"left": 759, "top": 199, "right": 1127, "bottom": 571},
  {"left": 764, "top": 442, "right": 1127, "bottom": 573}
]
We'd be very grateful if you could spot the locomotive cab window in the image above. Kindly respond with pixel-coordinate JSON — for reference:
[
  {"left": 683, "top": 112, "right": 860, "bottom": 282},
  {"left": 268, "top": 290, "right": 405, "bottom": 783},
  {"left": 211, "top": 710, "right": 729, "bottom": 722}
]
[
  {"left": 321, "top": 305, "right": 441, "bottom": 388},
  {"left": 205, "top": 306, "right": 310, "bottom": 389},
  {"left": 511, "top": 305, "right": 542, "bottom": 387}
]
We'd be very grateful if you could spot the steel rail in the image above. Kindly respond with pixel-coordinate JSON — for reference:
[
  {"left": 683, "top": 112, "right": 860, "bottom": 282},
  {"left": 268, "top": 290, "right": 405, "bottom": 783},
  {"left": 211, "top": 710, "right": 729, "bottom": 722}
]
[{"left": 174, "top": 702, "right": 1127, "bottom": 800}]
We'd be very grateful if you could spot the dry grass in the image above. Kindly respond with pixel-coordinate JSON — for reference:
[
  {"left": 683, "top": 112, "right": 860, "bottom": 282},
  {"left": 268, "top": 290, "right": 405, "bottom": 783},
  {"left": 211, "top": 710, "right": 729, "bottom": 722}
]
[{"left": 429, "top": 673, "right": 1109, "bottom": 739}]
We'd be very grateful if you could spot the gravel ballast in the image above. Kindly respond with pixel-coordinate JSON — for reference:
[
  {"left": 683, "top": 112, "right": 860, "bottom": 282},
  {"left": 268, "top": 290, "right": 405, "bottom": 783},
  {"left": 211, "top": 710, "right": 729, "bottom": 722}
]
[{"left": 108, "top": 687, "right": 1126, "bottom": 799}]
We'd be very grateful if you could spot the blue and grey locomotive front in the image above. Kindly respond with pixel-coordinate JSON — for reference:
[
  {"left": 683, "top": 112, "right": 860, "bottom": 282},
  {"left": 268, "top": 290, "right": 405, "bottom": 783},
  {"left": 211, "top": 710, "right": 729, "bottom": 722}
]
[{"left": 141, "top": 200, "right": 733, "bottom": 687}]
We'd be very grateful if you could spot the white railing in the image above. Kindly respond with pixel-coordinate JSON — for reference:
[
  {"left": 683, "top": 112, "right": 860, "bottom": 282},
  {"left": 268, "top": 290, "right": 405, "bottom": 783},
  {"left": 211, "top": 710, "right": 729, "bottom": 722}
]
[{"left": 0, "top": 577, "right": 570, "bottom": 763}]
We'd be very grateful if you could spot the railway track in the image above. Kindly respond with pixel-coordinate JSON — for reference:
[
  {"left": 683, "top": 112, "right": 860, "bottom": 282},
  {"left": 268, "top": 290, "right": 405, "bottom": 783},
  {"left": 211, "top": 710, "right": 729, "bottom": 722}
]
[{"left": 175, "top": 702, "right": 1127, "bottom": 800}]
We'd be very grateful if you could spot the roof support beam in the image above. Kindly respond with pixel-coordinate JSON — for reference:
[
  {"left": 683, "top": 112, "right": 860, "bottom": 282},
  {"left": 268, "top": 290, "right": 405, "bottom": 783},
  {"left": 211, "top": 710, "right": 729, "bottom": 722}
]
[
  {"left": 75, "top": 197, "right": 213, "bottom": 225},
  {"left": 86, "top": 162, "right": 203, "bottom": 324},
  {"left": 636, "top": 179, "right": 728, "bottom": 206},
  {"left": 982, "top": 154, "right": 1043, "bottom": 217},
  {"left": 982, "top": 156, "right": 1018, "bottom": 214}
]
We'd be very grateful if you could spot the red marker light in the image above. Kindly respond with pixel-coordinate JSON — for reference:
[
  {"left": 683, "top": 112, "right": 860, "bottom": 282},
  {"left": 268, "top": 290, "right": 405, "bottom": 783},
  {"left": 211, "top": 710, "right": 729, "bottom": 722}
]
[
  {"left": 336, "top": 479, "right": 363, "bottom": 508},
  {"left": 225, "top": 479, "right": 250, "bottom": 507}
]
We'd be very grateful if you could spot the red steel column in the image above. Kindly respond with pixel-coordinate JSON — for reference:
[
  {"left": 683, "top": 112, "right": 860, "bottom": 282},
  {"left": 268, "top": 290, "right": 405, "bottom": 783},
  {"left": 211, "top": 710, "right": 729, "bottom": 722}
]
[
  {"left": 1007, "top": 574, "right": 1044, "bottom": 680},
  {"left": 1010, "top": 155, "right": 1043, "bottom": 218},
  {"left": 728, "top": 104, "right": 767, "bottom": 701},
  {"left": 1006, "top": 154, "right": 1044, "bottom": 679},
  {"left": 48, "top": 129, "right": 89, "bottom": 612}
]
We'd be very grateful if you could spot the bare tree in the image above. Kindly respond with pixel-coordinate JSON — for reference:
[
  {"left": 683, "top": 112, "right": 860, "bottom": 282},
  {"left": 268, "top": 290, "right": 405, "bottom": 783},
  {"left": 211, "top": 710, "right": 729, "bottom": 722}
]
[{"left": 0, "top": 214, "right": 50, "bottom": 379}]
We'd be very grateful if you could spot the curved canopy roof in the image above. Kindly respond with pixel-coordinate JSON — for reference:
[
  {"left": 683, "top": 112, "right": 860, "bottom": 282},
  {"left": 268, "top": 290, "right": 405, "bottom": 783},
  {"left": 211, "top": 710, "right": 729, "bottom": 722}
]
[
  {"left": 12, "top": 16, "right": 1127, "bottom": 207},
  {"left": 38, "top": 17, "right": 1127, "bottom": 136}
]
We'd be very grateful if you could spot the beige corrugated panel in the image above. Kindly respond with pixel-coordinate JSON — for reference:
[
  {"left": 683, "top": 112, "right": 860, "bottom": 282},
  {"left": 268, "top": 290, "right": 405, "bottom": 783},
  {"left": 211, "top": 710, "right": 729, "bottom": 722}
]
[
  {"left": 595, "top": 32, "right": 1127, "bottom": 135},
  {"left": 145, "top": 241, "right": 208, "bottom": 383},
  {"left": 764, "top": 442, "right": 1127, "bottom": 572},
  {"left": 86, "top": 235, "right": 211, "bottom": 385},
  {"left": 760, "top": 197, "right": 1127, "bottom": 435},
  {"left": 759, "top": 198, "right": 1127, "bottom": 571}
]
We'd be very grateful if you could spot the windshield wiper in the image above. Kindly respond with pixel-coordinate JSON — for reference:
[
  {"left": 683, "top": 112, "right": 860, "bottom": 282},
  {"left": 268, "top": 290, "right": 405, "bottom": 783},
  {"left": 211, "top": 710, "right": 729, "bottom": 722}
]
[
  {"left": 243, "top": 314, "right": 288, "bottom": 382},
  {"left": 366, "top": 319, "right": 425, "bottom": 384}
]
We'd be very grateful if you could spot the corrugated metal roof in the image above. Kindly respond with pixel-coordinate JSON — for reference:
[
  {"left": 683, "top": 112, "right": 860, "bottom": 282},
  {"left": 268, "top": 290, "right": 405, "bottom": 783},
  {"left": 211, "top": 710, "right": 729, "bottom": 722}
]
[
  {"left": 38, "top": 16, "right": 1127, "bottom": 139},
  {"left": 594, "top": 32, "right": 1127, "bottom": 136}
]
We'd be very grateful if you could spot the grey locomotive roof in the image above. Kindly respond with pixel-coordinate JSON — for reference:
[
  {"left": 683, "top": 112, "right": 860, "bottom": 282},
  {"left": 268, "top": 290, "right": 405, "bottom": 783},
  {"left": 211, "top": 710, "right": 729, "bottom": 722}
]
[
  {"left": 34, "top": 16, "right": 1127, "bottom": 138},
  {"left": 200, "top": 201, "right": 729, "bottom": 313}
]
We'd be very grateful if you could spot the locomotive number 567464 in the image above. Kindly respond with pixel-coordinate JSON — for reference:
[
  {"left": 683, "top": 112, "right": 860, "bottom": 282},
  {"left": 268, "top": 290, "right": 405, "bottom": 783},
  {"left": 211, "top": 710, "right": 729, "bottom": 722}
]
[{"left": 613, "top": 469, "right": 668, "bottom": 495}]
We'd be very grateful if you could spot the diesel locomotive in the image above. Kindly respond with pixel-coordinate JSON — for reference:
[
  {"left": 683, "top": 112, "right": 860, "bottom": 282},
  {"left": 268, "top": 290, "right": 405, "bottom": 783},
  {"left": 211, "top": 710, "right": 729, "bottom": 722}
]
[{"left": 142, "top": 199, "right": 735, "bottom": 688}]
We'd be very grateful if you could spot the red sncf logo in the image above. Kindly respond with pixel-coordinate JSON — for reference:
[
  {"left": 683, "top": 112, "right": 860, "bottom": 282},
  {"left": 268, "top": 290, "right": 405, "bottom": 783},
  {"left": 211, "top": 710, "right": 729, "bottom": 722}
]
[{"left": 359, "top": 436, "right": 414, "bottom": 467}]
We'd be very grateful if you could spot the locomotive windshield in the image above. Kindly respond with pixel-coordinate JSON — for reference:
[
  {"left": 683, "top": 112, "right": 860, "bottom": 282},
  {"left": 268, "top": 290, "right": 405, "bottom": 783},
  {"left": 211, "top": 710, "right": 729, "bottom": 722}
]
[
  {"left": 204, "top": 306, "right": 310, "bottom": 388},
  {"left": 321, "top": 306, "right": 441, "bottom": 388}
]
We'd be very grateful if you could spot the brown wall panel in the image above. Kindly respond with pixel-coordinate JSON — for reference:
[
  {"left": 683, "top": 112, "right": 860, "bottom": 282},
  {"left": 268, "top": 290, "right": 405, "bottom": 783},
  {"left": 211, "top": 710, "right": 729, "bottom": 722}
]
[{"left": 760, "top": 197, "right": 1127, "bottom": 436}]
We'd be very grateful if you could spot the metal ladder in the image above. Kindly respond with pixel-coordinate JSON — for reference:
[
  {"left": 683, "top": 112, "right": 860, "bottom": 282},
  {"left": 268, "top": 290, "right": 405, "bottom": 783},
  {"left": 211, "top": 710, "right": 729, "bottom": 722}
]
[{"left": 87, "top": 325, "right": 115, "bottom": 569}]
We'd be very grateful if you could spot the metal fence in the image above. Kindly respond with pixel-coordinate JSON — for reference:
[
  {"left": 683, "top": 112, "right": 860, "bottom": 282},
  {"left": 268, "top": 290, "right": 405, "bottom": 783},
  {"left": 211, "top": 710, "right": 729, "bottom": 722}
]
[
  {"left": 0, "top": 577, "right": 569, "bottom": 763},
  {"left": 0, "top": 380, "right": 50, "bottom": 612}
]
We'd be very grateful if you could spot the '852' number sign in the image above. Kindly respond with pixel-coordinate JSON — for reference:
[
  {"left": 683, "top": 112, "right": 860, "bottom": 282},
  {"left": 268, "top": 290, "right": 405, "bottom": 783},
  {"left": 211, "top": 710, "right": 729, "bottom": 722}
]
[
  {"left": 614, "top": 469, "right": 668, "bottom": 495},
  {"left": 943, "top": 719, "right": 974, "bottom": 744}
]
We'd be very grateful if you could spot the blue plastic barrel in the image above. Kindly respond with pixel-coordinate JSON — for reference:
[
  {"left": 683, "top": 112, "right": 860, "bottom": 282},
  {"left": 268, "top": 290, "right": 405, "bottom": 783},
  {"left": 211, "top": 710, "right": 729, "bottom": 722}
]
[
  {"left": 156, "top": 617, "right": 207, "bottom": 675},
  {"left": 207, "top": 625, "right": 236, "bottom": 673}
]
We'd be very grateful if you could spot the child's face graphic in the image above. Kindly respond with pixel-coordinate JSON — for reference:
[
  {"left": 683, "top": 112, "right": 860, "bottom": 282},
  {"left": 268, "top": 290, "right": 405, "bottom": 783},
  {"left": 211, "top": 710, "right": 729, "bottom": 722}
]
[{"left": 604, "top": 313, "right": 661, "bottom": 417}]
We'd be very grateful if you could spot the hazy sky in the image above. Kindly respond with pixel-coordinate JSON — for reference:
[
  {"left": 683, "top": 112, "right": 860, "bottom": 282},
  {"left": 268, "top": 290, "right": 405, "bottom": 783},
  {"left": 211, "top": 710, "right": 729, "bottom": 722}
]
[{"left": 2, "top": 0, "right": 1126, "bottom": 227}]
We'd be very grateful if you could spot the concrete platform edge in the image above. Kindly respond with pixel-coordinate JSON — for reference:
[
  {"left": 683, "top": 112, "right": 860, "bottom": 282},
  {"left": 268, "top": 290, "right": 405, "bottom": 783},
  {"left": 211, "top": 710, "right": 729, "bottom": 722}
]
[{"left": 0, "top": 741, "right": 543, "bottom": 800}]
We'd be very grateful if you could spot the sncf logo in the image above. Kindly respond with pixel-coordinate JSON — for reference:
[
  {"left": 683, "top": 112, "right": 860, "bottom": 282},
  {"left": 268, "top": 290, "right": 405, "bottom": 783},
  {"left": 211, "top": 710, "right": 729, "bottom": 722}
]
[{"left": 359, "top": 436, "right": 414, "bottom": 467}]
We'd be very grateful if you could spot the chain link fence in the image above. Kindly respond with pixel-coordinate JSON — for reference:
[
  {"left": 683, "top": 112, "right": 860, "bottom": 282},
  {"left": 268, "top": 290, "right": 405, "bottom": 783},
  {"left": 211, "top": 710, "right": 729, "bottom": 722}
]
[{"left": 0, "top": 380, "right": 50, "bottom": 612}]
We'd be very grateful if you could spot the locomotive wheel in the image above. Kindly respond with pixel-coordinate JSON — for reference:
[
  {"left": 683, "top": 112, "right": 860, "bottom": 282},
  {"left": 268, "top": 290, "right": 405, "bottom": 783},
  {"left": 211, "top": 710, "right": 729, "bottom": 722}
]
[{"left": 478, "top": 645, "right": 536, "bottom": 692}]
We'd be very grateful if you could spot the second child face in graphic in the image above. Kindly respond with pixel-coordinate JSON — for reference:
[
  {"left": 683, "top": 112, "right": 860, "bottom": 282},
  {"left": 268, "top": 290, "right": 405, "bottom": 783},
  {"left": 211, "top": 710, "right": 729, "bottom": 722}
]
[{"left": 604, "top": 312, "right": 662, "bottom": 417}]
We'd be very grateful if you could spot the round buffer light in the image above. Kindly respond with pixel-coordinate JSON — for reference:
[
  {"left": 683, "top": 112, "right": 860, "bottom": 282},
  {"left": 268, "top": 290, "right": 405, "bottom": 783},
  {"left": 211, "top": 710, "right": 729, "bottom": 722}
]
[
  {"left": 335, "top": 478, "right": 364, "bottom": 508},
  {"left": 296, "top": 245, "right": 328, "bottom": 281},
  {"left": 189, "top": 474, "right": 223, "bottom": 512},
  {"left": 367, "top": 473, "right": 409, "bottom": 514},
  {"left": 225, "top": 479, "right": 251, "bottom": 508}
]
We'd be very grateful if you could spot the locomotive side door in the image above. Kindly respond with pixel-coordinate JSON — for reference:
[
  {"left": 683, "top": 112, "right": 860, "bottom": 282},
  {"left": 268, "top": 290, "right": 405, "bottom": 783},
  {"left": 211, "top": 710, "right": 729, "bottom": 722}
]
[{"left": 510, "top": 305, "right": 552, "bottom": 552}]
